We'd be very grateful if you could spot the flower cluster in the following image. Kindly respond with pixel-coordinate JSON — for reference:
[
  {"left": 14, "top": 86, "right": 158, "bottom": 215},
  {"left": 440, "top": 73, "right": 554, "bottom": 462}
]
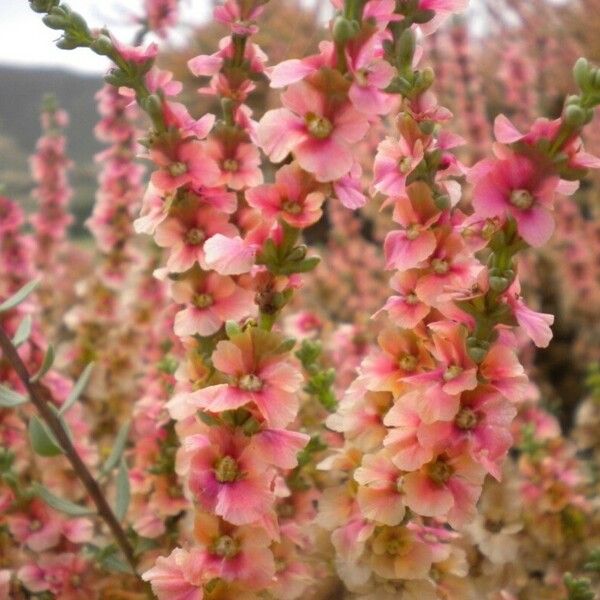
[
  {"left": 317, "top": 2, "right": 600, "bottom": 597},
  {"left": 0, "top": 197, "right": 102, "bottom": 598}
]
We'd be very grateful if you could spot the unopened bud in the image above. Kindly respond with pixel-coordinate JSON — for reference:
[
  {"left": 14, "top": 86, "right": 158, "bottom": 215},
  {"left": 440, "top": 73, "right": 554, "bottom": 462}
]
[
  {"left": 489, "top": 276, "right": 509, "bottom": 292},
  {"left": 565, "top": 104, "right": 586, "bottom": 127},
  {"left": 287, "top": 245, "right": 308, "bottom": 262},
  {"left": 332, "top": 16, "right": 359, "bottom": 44},
  {"left": 573, "top": 57, "right": 590, "bottom": 90},
  {"left": 396, "top": 29, "right": 416, "bottom": 67},
  {"left": 419, "top": 67, "right": 435, "bottom": 90},
  {"left": 42, "top": 13, "right": 66, "bottom": 29},
  {"left": 91, "top": 34, "right": 113, "bottom": 56}
]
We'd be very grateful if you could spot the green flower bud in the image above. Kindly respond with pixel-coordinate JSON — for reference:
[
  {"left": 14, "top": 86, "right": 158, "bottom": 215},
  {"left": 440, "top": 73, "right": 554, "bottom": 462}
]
[
  {"left": 42, "top": 13, "right": 66, "bottom": 29},
  {"left": 573, "top": 57, "right": 590, "bottom": 90},
  {"left": 565, "top": 104, "right": 586, "bottom": 127},
  {"left": 91, "top": 34, "right": 113, "bottom": 56},
  {"left": 332, "top": 16, "right": 359, "bottom": 44},
  {"left": 395, "top": 29, "right": 416, "bottom": 68},
  {"left": 489, "top": 276, "right": 509, "bottom": 292}
]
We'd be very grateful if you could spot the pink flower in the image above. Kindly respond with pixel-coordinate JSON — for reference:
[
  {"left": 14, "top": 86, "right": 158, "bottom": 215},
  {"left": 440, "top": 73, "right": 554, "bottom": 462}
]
[
  {"left": 111, "top": 37, "right": 158, "bottom": 65},
  {"left": 258, "top": 79, "right": 369, "bottom": 182},
  {"left": 373, "top": 117, "right": 426, "bottom": 196},
  {"left": 403, "top": 322, "right": 478, "bottom": 423},
  {"left": 369, "top": 525, "right": 433, "bottom": 580},
  {"left": 326, "top": 384, "right": 391, "bottom": 452},
  {"left": 246, "top": 163, "right": 325, "bottom": 228},
  {"left": 181, "top": 328, "right": 303, "bottom": 427},
  {"left": 206, "top": 138, "right": 263, "bottom": 190},
  {"left": 345, "top": 36, "right": 395, "bottom": 115},
  {"left": 505, "top": 281, "right": 554, "bottom": 348},
  {"left": 413, "top": 229, "right": 480, "bottom": 306},
  {"left": 171, "top": 272, "right": 255, "bottom": 337},
  {"left": 470, "top": 153, "right": 562, "bottom": 247},
  {"left": 192, "top": 512, "right": 275, "bottom": 588},
  {"left": 154, "top": 205, "right": 238, "bottom": 272},
  {"left": 203, "top": 234, "right": 258, "bottom": 275},
  {"left": 416, "top": 0, "right": 469, "bottom": 34},
  {"left": 360, "top": 328, "right": 433, "bottom": 396},
  {"left": 479, "top": 338, "right": 529, "bottom": 400},
  {"left": 183, "top": 428, "right": 277, "bottom": 531},
  {"left": 384, "top": 182, "right": 441, "bottom": 270},
  {"left": 142, "top": 548, "right": 204, "bottom": 600},
  {"left": 151, "top": 140, "right": 220, "bottom": 192},
  {"left": 383, "top": 398, "right": 434, "bottom": 471},
  {"left": 402, "top": 449, "right": 485, "bottom": 527},
  {"left": 214, "top": 0, "right": 266, "bottom": 35},
  {"left": 417, "top": 386, "right": 517, "bottom": 479},
  {"left": 374, "top": 270, "right": 431, "bottom": 328},
  {"left": 333, "top": 163, "right": 367, "bottom": 209},
  {"left": 18, "top": 554, "right": 94, "bottom": 599},
  {"left": 354, "top": 450, "right": 406, "bottom": 525},
  {"left": 7, "top": 499, "right": 63, "bottom": 552}
]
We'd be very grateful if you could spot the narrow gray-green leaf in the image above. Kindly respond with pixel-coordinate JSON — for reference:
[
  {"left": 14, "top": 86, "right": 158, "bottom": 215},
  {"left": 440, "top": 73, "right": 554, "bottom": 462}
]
[
  {"left": 12, "top": 315, "right": 33, "bottom": 347},
  {"left": 0, "top": 384, "right": 27, "bottom": 408},
  {"left": 102, "top": 422, "right": 130, "bottom": 474},
  {"left": 28, "top": 416, "right": 62, "bottom": 457},
  {"left": 60, "top": 362, "right": 94, "bottom": 415},
  {"left": 114, "top": 459, "right": 130, "bottom": 521},
  {"left": 0, "top": 280, "right": 39, "bottom": 313},
  {"left": 101, "top": 551, "right": 133, "bottom": 574},
  {"left": 33, "top": 483, "right": 94, "bottom": 516},
  {"left": 30, "top": 345, "right": 55, "bottom": 383}
]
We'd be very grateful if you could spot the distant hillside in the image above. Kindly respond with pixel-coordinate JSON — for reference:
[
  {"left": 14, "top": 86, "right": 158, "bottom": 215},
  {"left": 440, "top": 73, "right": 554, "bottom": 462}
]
[
  {"left": 0, "top": 64, "right": 103, "bottom": 164},
  {"left": 0, "top": 64, "right": 111, "bottom": 235}
]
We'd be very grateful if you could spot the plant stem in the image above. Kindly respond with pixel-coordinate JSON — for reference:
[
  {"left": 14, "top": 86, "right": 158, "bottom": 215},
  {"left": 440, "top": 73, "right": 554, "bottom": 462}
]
[{"left": 0, "top": 326, "right": 141, "bottom": 580}]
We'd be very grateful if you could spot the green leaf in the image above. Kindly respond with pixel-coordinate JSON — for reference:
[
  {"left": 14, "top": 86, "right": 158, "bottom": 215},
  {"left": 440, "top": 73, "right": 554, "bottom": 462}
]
[
  {"left": 33, "top": 483, "right": 94, "bottom": 516},
  {"left": 30, "top": 345, "right": 55, "bottom": 383},
  {"left": 0, "top": 280, "right": 39, "bottom": 313},
  {"left": 28, "top": 416, "right": 62, "bottom": 457},
  {"left": 0, "top": 384, "right": 27, "bottom": 408},
  {"left": 60, "top": 362, "right": 94, "bottom": 415},
  {"left": 99, "top": 548, "right": 133, "bottom": 574},
  {"left": 102, "top": 422, "right": 130, "bottom": 473},
  {"left": 12, "top": 315, "right": 33, "bottom": 347},
  {"left": 114, "top": 459, "right": 130, "bottom": 521}
]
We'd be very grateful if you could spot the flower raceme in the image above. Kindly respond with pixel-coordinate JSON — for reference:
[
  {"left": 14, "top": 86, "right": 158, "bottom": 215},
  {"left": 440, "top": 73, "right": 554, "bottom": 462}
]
[{"left": 16, "top": 0, "right": 600, "bottom": 598}]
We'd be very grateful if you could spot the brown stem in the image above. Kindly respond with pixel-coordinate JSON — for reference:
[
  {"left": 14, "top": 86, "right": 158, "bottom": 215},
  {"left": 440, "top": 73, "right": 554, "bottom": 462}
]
[{"left": 0, "top": 326, "right": 140, "bottom": 578}]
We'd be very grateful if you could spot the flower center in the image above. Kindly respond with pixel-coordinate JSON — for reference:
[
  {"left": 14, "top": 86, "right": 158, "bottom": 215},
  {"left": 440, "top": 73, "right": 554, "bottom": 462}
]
[
  {"left": 214, "top": 455, "right": 240, "bottom": 483},
  {"left": 443, "top": 365, "right": 463, "bottom": 381},
  {"left": 399, "top": 157, "right": 413, "bottom": 174},
  {"left": 193, "top": 293, "right": 214, "bottom": 309},
  {"left": 212, "top": 535, "right": 240, "bottom": 558},
  {"left": 427, "top": 459, "right": 454, "bottom": 485},
  {"left": 384, "top": 532, "right": 410, "bottom": 556},
  {"left": 222, "top": 158, "right": 239, "bottom": 172},
  {"left": 306, "top": 113, "right": 333, "bottom": 139},
  {"left": 186, "top": 227, "right": 205, "bottom": 245},
  {"left": 455, "top": 407, "right": 478, "bottom": 430},
  {"left": 405, "top": 224, "right": 420, "bottom": 240},
  {"left": 168, "top": 161, "right": 188, "bottom": 177},
  {"left": 431, "top": 258, "right": 449, "bottom": 275},
  {"left": 509, "top": 189, "right": 534, "bottom": 210},
  {"left": 282, "top": 199, "right": 302, "bottom": 215},
  {"left": 406, "top": 293, "right": 419, "bottom": 305},
  {"left": 238, "top": 373, "right": 264, "bottom": 392},
  {"left": 29, "top": 520, "right": 43, "bottom": 532},
  {"left": 70, "top": 574, "right": 82, "bottom": 588},
  {"left": 399, "top": 354, "right": 418, "bottom": 372}
]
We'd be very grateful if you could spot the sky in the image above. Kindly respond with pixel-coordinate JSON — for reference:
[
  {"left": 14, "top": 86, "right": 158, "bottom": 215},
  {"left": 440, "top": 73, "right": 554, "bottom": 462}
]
[{"left": 0, "top": 1, "right": 212, "bottom": 74}]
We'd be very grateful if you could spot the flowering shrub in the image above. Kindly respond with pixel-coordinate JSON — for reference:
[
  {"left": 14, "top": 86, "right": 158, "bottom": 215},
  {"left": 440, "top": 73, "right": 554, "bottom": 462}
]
[{"left": 0, "top": 0, "right": 600, "bottom": 598}]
